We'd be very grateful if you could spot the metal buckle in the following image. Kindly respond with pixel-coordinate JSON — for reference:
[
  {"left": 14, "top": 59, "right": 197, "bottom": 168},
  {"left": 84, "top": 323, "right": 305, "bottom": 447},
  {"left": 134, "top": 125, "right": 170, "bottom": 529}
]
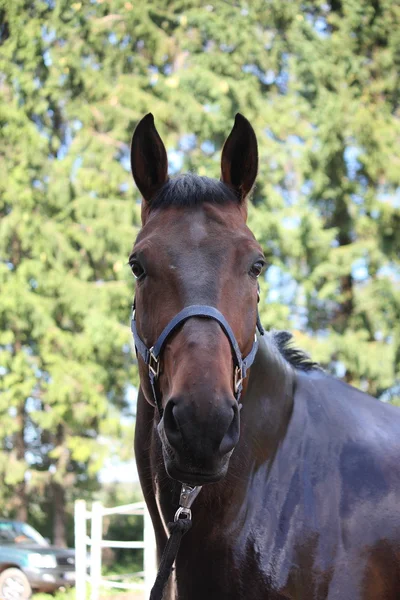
[
  {"left": 148, "top": 347, "right": 160, "bottom": 378},
  {"left": 174, "top": 484, "right": 202, "bottom": 522},
  {"left": 179, "top": 484, "right": 202, "bottom": 508},
  {"left": 234, "top": 365, "right": 243, "bottom": 393}
]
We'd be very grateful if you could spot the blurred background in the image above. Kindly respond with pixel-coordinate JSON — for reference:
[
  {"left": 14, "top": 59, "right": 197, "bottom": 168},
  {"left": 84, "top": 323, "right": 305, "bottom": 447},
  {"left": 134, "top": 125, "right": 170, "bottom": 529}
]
[{"left": 0, "top": 0, "right": 399, "bottom": 589}]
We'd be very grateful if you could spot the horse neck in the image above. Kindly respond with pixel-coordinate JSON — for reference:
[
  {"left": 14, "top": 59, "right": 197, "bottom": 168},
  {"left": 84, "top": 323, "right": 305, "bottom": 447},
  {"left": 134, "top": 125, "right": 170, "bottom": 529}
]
[{"left": 239, "top": 333, "right": 295, "bottom": 457}]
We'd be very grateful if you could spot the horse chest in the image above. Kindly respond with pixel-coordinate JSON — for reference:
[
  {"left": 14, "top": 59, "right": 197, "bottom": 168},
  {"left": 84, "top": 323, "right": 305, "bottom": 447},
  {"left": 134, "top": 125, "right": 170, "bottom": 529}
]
[{"left": 174, "top": 539, "right": 287, "bottom": 600}]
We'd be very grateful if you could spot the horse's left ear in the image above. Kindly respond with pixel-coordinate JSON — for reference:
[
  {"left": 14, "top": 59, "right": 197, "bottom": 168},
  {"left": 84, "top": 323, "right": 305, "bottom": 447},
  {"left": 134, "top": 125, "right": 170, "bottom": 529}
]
[
  {"left": 130, "top": 113, "right": 169, "bottom": 204},
  {"left": 221, "top": 113, "right": 258, "bottom": 201}
]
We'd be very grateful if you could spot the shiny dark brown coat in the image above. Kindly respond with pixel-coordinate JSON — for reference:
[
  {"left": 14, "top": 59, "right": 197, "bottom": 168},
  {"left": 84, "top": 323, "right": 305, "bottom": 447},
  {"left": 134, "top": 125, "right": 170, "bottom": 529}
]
[{"left": 130, "top": 114, "right": 400, "bottom": 599}]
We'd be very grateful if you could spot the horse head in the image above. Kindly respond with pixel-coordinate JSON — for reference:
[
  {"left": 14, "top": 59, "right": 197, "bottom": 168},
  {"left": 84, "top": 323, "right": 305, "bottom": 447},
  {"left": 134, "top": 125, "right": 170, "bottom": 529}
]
[{"left": 130, "top": 114, "right": 264, "bottom": 485}]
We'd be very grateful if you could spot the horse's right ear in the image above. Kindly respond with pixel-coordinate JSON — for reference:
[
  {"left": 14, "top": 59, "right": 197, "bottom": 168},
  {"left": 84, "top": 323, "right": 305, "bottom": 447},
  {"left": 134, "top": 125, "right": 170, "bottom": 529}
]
[{"left": 130, "top": 113, "right": 168, "bottom": 205}]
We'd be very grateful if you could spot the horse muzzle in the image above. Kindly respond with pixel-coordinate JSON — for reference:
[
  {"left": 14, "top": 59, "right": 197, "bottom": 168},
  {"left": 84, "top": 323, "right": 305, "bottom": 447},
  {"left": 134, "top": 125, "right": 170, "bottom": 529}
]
[{"left": 159, "top": 395, "right": 240, "bottom": 484}]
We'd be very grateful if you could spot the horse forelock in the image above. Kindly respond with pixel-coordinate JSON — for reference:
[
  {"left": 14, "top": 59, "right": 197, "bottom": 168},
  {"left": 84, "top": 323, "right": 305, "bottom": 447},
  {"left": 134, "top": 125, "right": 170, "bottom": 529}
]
[{"left": 149, "top": 173, "right": 240, "bottom": 211}]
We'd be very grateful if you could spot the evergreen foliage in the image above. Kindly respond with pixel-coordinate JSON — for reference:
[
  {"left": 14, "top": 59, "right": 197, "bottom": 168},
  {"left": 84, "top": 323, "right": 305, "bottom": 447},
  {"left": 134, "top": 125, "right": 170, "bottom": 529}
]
[{"left": 0, "top": 0, "right": 399, "bottom": 542}]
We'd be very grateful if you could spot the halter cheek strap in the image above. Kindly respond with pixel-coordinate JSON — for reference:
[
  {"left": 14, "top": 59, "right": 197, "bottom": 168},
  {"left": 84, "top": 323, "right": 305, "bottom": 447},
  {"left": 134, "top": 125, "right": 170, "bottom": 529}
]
[{"left": 131, "top": 302, "right": 264, "bottom": 417}]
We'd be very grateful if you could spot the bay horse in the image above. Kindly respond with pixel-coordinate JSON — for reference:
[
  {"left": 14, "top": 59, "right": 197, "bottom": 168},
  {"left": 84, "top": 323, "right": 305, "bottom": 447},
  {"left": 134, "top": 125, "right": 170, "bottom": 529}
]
[{"left": 130, "top": 113, "right": 400, "bottom": 599}]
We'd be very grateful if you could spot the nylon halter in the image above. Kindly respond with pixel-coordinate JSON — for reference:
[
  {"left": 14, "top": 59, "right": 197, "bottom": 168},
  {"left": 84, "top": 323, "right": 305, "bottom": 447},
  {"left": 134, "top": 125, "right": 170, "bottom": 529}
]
[{"left": 131, "top": 293, "right": 264, "bottom": 417}]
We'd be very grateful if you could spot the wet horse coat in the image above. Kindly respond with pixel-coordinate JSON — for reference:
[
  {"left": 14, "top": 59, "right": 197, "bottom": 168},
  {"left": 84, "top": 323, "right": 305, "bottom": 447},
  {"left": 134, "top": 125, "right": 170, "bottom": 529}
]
[{"left": 131, "top": 114, "right": 400, "bottom": 599}]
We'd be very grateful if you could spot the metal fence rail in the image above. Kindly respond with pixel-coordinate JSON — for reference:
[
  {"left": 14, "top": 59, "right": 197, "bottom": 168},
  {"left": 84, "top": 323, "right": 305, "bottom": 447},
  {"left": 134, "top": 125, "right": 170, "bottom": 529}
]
[{"left": 74, "top": 499, "right": 156, "bottom": 600}]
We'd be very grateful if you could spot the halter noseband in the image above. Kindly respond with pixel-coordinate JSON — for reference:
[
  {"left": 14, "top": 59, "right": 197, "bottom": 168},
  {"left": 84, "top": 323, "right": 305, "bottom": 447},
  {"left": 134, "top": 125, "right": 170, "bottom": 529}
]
[{"left": 131, "top": 300, "right": 264, "bottom": 417}]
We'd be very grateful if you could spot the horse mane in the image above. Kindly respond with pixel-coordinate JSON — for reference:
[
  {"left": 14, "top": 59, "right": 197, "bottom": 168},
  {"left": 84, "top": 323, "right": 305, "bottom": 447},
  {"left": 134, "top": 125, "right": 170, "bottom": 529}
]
[
  {"left": 150, "top": 173, "right": 240, "bottom": 211},
  {"left": 271, "top": 330, "right": 320, "bottom": 372}
]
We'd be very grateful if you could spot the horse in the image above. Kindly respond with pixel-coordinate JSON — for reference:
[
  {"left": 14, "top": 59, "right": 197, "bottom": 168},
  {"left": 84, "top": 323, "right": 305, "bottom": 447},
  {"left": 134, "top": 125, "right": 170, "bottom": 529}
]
[{"left": 130, "top": 113, "right": 400, "bottom": 599}]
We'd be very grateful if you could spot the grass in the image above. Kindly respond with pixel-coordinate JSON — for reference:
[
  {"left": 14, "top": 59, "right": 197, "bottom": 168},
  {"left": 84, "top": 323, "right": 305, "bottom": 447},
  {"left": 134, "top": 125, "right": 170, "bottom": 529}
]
[
  {"left": 34, "top": 590, "right": 75, "bottom": 600},
  {"left": 32, "top": 563, "right": 146, "bottom": 600},
  {"left": 33, "top": 560, "right": 146, "bottom": 600},
  {"left": 33, "top": 585, "right": 144, "bottom": 600}
]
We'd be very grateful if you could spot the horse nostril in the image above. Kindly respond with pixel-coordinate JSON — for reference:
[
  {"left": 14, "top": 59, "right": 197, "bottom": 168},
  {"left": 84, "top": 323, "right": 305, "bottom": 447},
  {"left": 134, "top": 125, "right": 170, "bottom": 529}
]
[
  {"left": 163, "top": 399, "right": 182, "bottom": 449},
  {"left": 219, "top": 404, "right": 240, "bottom": 455}
]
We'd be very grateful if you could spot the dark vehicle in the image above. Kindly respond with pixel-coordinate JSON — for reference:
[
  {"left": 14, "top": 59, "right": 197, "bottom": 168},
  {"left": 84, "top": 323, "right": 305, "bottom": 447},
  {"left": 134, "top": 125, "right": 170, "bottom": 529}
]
[{"left": 0, "top": 520, "right": 75, "bottom": 599}]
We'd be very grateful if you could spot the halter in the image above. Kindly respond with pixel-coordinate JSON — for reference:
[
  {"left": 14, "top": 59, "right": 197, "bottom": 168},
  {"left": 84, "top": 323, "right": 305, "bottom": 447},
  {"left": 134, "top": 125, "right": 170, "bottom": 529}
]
[{"left": 131, "top": 297, "right": 264, "bottom": 418}]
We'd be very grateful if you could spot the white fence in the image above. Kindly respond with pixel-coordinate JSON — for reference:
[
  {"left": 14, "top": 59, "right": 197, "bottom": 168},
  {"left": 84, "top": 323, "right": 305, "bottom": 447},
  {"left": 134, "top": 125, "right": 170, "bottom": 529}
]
[{"left": 74, "top": 499, "right": 157, "bottom": 600}]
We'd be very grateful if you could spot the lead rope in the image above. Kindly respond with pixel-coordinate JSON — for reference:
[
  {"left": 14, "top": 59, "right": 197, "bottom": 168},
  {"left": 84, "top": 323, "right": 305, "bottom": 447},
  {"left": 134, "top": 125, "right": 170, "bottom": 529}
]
[{"left": 150, "top": 484, "right": 202, "bottom": 600}]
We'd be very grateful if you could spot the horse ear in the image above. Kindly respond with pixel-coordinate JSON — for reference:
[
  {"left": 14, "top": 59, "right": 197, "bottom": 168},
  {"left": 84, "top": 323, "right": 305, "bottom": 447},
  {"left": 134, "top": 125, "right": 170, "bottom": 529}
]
[
  {"left": 130, "top": 113, "right": 169, "bottom": 203},
  {"left": 221, "top": 113, "right": 258, "bottom": 200}
]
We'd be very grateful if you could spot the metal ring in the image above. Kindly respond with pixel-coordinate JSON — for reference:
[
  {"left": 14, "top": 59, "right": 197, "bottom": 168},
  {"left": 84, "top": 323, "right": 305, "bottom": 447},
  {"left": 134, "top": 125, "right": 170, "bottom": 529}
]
[{"left": 174, "top": 507, "right": 192, "bottom": 522}]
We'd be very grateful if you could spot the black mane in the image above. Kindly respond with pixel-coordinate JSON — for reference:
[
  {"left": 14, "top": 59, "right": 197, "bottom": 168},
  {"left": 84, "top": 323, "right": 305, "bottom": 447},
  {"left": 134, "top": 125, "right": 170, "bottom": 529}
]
[
  {"left": 271, "top": 330, "right": 319, "bottom": 371},
  {"left": 150, "top": 173, "right": 240, "bottom": 211}
]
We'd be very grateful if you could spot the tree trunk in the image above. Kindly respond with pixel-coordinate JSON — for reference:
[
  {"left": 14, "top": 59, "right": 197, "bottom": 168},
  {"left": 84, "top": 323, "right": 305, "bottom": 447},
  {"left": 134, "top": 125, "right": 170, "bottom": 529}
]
[
  {"left": 52, "top": 481, "right": 67, "bottom": 547},
  {"left": 15, "top": 401, "right": 27, "bottom": 522},
  {"left": 52, "top": 424, "right": 67, "bottom": 547}
]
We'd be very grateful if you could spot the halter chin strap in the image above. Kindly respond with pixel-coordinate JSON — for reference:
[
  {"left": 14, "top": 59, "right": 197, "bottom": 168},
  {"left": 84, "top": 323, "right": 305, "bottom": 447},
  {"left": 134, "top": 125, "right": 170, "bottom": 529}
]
[{"left": 131, "top": 301, "right": 264, "bottom": 418}]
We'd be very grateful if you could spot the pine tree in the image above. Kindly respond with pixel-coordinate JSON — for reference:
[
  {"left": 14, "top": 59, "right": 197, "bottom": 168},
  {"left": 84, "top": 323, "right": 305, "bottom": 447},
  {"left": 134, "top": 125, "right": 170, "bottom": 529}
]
[
  {"left": 0, "top": 0, "right": 399, "bottom": 542},
  {"left": 0, "top": 0, "right": 138, "bottom": 543}
]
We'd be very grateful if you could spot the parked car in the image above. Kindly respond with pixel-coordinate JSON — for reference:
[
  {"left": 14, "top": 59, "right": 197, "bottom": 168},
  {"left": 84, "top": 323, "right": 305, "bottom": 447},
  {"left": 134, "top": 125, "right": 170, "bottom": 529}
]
[{"left": 0, "top": 519, "right": 75, "bottom": 599}]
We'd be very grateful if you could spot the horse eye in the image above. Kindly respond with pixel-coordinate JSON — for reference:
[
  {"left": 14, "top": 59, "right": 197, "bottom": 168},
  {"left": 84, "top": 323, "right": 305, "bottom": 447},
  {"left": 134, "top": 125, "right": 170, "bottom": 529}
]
[
  {"left": 250, "top": 260, "right": 265, "bottom": 278},
  {"left": 130, "top": 260, "right": 146, "bottom": 280}
]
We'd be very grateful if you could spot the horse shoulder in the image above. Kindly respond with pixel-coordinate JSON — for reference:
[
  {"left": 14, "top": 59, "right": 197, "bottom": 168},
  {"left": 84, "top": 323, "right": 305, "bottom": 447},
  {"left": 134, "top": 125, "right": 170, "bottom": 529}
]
[{"left": 295, "top": 371, "right": 400, "bottom": 546}]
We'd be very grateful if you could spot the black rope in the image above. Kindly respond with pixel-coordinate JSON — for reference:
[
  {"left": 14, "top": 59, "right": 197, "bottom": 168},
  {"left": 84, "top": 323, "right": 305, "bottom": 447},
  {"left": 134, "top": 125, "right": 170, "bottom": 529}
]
[{"left": 149, "top": 517, "right": 192, "bottom": 600}]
